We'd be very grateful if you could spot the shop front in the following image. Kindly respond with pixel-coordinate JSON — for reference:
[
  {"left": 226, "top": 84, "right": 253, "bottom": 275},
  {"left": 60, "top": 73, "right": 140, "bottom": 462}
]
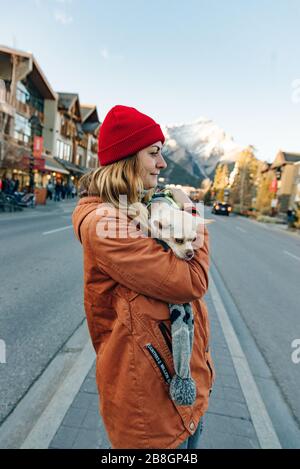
[{"left": 54, "top": 157, "right": 87, "bottom": 189}]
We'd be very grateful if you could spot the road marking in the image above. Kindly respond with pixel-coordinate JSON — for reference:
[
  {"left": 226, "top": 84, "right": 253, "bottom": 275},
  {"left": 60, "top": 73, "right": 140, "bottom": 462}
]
[
  {"left": 43, "top": 225, "right": 73, "bottom": 235},
  {"left": 209, "top": 272, "right": 282, "bottom": 449},
  {"left": 236, "top": 226, "right": 246, "bottom": 233},
  {"left": 283, "top": 250, "right": 300, "bottom": 262}
]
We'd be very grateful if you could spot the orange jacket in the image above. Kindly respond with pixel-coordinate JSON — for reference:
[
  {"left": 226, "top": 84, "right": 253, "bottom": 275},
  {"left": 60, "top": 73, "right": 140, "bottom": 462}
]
[{"left": 72, "top": 196, "right": 215, "bottom": 449}]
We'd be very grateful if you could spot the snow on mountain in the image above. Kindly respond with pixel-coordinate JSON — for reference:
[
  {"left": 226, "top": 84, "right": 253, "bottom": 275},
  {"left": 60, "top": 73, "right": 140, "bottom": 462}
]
[{"left": 161, "top": 118, "right": 243, "bottom": 181}]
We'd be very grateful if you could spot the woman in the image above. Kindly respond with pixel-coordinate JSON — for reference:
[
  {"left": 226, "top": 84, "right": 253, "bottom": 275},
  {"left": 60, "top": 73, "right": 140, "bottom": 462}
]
[{"left": 72, "top": 105, "right": 215, "bottom": 449}]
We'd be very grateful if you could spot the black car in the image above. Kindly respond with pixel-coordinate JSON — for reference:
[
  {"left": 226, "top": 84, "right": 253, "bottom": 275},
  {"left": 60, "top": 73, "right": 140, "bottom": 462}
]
[{"left": 212, "top": 201, "right": 232, "bottom": 216}]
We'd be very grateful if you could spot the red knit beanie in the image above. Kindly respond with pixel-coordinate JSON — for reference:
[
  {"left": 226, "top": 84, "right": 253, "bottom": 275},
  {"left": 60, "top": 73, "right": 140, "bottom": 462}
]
[{"left": 98, "top": 105, "right": 165, "bottom": 166}]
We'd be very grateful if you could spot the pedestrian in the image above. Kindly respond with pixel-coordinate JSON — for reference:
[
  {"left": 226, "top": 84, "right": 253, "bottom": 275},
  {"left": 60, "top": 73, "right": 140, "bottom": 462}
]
[
  {"left": 71, "top": 185, "right": 76, "bottom": 198},
  {"left": 287, "top": 206, "right": 298, "bottom": 229},
  {"left": 66, "top": 182, "right": 72, "bottom": 199},
  {"left": 3, "top": 177, "right": 11, "bottom": 194},
  {"left": 72, "top": 105, "right": 214, "bottom": 449},
  {"left": 54, "top": 181, "right": 61, "bottom": 202},
  {"left": 47, "top": 181, "right": 54, "bottom": 200},
  {"left": 11, "top": 176, "right": 19, "bottom": 193},
  {"left": 61, "top": 183, "right": 66, "bottom": 200}
]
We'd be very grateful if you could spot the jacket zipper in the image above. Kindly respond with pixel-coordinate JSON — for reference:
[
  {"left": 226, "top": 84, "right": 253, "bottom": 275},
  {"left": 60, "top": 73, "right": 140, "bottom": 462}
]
[
  {"left": 145, "top": 343, "right": 172, "bottom": 385},
  {"left": 158, "top": 322, "right": 172, "bottom": 353}
]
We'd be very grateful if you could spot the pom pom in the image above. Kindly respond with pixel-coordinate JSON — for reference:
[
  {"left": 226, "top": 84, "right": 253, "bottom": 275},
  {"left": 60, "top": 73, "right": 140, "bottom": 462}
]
[{"left": 169, "top": 375, "right": 196, "bottom": 406}]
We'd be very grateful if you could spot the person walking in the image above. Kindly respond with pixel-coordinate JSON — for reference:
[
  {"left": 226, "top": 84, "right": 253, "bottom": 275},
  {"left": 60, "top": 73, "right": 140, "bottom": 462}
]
[
  {"left": 54, "top": 181, "right": 61, "bottom": 202},
  {"left": 47, "top": 181, "right": 54, "bottom": 200},
  {"left": 72, "top": 105, "right": 215, "bottom": 449}
]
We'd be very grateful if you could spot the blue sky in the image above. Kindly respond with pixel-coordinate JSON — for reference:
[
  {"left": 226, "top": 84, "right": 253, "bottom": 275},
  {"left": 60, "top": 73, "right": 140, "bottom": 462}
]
[{"left": 1, "top": 0, "right": 300, "bottom": 162}]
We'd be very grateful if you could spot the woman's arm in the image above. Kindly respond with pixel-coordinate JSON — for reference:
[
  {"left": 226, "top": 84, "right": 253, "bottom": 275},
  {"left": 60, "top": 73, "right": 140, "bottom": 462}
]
[{"left": 88, "top": 210, "right": 209, "bottom": 304}]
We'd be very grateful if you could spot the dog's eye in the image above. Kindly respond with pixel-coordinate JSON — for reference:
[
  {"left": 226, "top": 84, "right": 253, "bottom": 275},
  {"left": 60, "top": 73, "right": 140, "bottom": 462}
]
[
  {"left": 175, "top": 238, "right": 184, "bottom": 244},
  {"left": 192, "top": 237, "right": 197, "bottom": 242}
]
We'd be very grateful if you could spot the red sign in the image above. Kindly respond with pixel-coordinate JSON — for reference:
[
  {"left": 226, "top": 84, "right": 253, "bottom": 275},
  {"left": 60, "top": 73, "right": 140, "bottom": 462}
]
[
  {"left": 33, "top": 136, "right": 43, "bottom": 158},
  {"left": 270, "top": 177, "right": 278, "bottom": 193},
  {"left": 21, "top": 155, "right": 45, "bottom": 171},
  {"left": 34, "top": 157, "right": 45, "bottom": 171}
]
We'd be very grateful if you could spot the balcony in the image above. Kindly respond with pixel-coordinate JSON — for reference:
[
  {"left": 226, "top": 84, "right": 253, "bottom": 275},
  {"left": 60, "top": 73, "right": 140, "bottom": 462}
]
[
  {"left": 15, "top": 99, "right": 44, "bottom": 124},
  {"left": 0, "top": 90, "right": 14, "bottom": 116}
]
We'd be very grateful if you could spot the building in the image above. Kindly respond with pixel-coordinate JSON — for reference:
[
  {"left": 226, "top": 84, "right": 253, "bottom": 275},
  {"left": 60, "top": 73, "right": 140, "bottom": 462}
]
[
  {"left": 52, "top": 92, "right": 87, "bottom": 186},
  {"left": 271, "top": 151, "right": 300, "bottom": 212},
  {"left": 0, "top": 45, "right": 103, "bottom": 202},
  {"left": 0, "top": 45, "right": 70, "bottom": 192},
  {"left": 80, "top": 104, "right": 100, "bottom": 170},
  {"left": 290, "top": 161, "right": 300, "bottom": 207}
]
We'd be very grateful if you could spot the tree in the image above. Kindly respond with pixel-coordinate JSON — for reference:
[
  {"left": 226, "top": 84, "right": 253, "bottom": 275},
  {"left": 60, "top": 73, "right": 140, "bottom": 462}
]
[
  {"left": 212, "top": 164, "right": 230, "bottom": 201},
  {"left": 255, "top": 167, "right": 276, "bottom": 215},
  {"left": 229, "top": 146, "right": 260, "bottom": 213}
]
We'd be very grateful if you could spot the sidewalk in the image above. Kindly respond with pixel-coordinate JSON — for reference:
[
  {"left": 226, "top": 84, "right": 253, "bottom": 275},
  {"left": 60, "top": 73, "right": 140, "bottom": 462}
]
[
  {"left": 0, "top": 197, "right": 78, "bottom": 220},
  {"left": 48, "top": 289, "right": 261, "bottom": 450}
]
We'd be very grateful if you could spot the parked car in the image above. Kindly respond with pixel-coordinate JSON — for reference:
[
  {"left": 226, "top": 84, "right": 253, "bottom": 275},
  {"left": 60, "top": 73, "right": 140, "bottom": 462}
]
[{"left": 212, "top": 201, "right": 232, "bottom": 216}]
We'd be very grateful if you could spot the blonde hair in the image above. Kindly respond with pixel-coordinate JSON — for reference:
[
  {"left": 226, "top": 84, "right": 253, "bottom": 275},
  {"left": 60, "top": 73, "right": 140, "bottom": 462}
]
[{"left": 78, "top": 153, "right": 155, "bottom": 208}]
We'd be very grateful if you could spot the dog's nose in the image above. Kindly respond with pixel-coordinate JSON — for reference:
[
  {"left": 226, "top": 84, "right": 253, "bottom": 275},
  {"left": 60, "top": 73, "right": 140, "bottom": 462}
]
[{"left": 185, "top": 250, "right": 194, "bottom": 260}]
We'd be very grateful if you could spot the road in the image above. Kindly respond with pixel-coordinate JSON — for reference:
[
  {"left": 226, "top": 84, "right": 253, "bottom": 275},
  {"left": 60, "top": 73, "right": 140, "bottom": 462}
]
[
  {"left": 0, "top": 200, "right": 84, "bottom": 424},
  {"left": 206, "top": 206, "right": 300, "bottom": 428}
]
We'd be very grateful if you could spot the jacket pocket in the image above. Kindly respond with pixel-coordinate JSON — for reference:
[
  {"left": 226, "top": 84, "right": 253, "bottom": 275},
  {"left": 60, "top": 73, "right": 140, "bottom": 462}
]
[
  {"left": 145, "top": 343, "right": 172, "bottom": 385},
  {"left": 158, "top": 322, "right": 172, "bottom": 354}
]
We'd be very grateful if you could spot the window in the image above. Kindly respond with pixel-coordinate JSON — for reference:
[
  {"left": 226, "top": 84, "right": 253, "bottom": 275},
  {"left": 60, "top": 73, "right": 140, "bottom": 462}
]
[
  {"left": 16, "top": 81, "right": 44, "bottom": 113},
  {"left": 14, "top": 113, "right": 31, "bottom": 144},
  {"left": 56, "top": 139, "right": 71, "bottom": 161},
  {"left": 87, "top": 153, "right": 96, "bottom": 168}
]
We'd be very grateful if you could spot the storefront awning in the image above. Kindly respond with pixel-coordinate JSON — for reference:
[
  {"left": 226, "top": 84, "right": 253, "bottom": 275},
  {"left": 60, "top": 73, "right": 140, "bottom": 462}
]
[
  {"left": 54, "top": 157, "right": 87, "bottom": 176},
  {"left": 44, "top": 156, "right": 70, "bottom": 175}
]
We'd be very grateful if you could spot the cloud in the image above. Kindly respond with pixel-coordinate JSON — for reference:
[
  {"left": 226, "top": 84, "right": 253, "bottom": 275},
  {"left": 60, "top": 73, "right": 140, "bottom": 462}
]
[{"left": 54, "top": 9, "right": 73, "bottom": 24}]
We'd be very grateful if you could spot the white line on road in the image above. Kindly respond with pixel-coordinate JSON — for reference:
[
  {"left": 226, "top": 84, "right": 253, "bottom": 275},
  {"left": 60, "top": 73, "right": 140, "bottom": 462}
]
[
  {"left": 43, "top": 225, "right": 73, "bottom": 235},
  {"left": 283, "top": 250, "right": 300, "bottom": 262},
  {"left": 209, "top": 272, "right": 282, "bottom": 449},
  {"left": 236, "top": 226, "right": 246, "bottom": 233}
]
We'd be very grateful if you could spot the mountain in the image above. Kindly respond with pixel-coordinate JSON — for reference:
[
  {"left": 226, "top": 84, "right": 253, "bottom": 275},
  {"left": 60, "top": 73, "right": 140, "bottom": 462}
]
[{"left": 160, "top": 118, "right": 243, "bottom": 187}]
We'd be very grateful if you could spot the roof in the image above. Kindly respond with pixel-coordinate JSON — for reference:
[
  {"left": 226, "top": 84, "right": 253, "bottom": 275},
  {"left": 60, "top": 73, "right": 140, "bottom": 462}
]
[
  {"left": 54, "top": 157, "right": 87, "bottom": 175},
  {"left": 80, "top": 105, "right": 100, "bottom": 124},
  {"left": 44, "top": 156, "right": 70, "bottom": 175},
  {"left": 57, "top": 92, "right": 81, "bottom": 119},
  {"left": 282, "top": 152, "right": 300, "bottom": 163},
  {"left": 271, "top": 151, "right": 300, "bottom": 169},
  {"left": 82, "top": 122, "right": 100, "bottom": 134},
  {"left": 80, "top": 105, "right": 101, "bottom": 135},
  {"left": 80, "top": 105, "right": 94, "bottom": 121},
  {"left": 0, "top": 44, "right": 56, "bottom": 100}
]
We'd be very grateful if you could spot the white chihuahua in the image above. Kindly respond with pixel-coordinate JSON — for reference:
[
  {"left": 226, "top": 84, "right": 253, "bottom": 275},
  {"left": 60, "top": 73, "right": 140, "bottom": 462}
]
[{"left": 130, "top": 194, "right": 211, "bottom": 260}]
